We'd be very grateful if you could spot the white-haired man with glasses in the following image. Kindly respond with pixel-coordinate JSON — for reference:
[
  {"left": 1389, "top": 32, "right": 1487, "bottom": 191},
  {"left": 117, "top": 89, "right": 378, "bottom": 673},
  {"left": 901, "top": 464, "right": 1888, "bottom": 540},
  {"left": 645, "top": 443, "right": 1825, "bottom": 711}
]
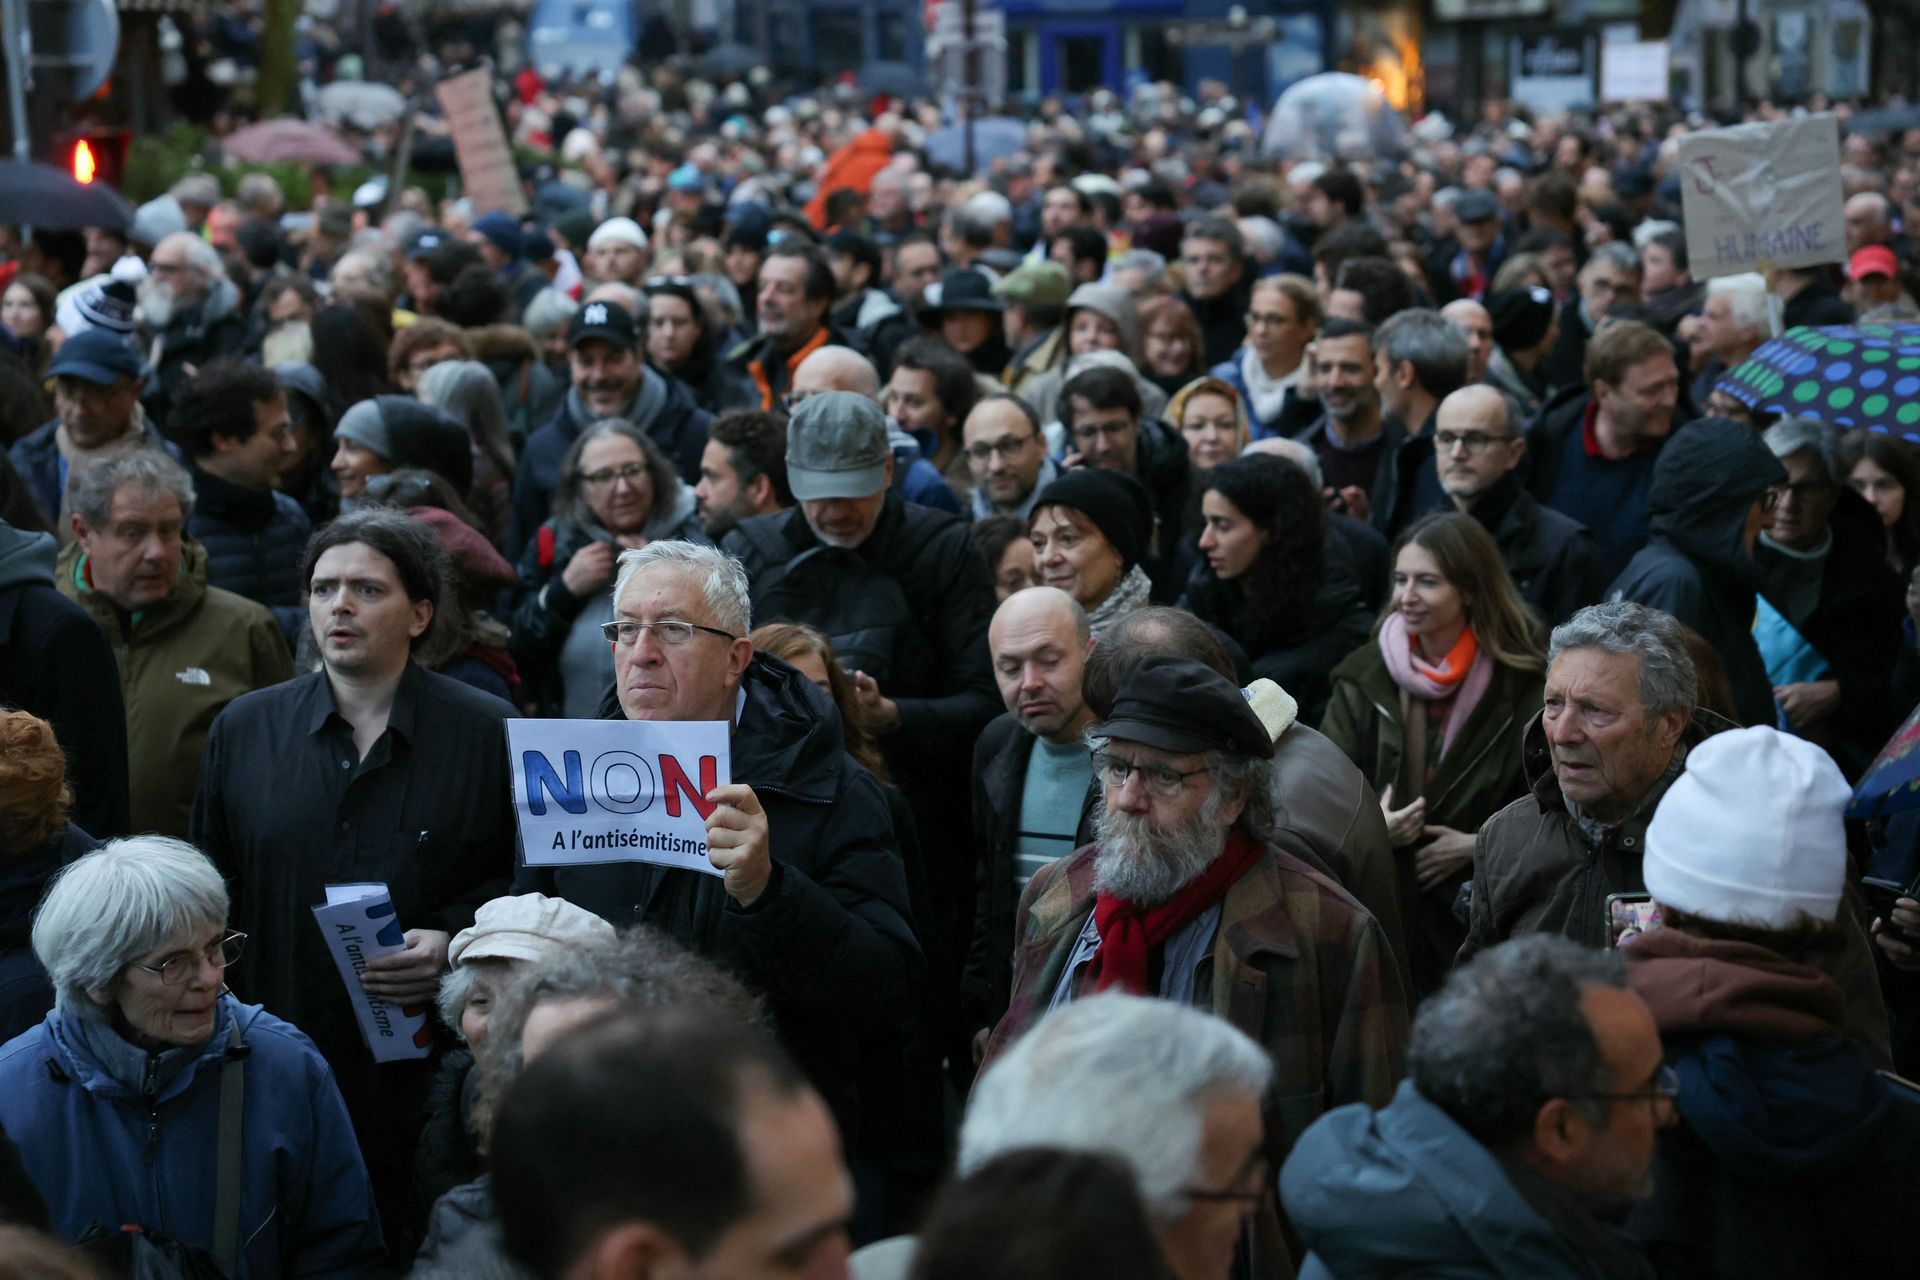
[
  {"left": 515, "top": 539, "right": 923, "bottom": 1170},
  {"left": 0, "top": 836, "right": 384, "bottom": 1275},
  {"left": 981, "top": 652, "right": 1408, "bottom": 1277}
]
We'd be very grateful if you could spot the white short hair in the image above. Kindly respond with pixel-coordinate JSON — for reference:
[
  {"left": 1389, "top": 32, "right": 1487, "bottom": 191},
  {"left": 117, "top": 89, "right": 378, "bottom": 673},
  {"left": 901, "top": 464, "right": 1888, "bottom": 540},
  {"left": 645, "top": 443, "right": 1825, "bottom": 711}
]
[
  {"left": 32, "top": 837, "right": 229, "bottom": 1019},
  {"left": 1706, "top": 272, "right": 1772, "bottom": 342},
  {"left": 960, "top": 994, "right": 1272, "bottom": 1219},
  {"left": 612, "top": 541, "right": 752, "bottom": 637}
]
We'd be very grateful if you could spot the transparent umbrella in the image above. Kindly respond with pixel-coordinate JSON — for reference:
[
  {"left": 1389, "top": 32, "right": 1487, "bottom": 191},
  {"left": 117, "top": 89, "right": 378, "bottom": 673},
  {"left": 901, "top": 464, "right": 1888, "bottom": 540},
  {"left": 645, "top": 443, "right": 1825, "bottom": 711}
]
[{"left": 1262, "top": 73, "right": 1407, "bottom": 162}]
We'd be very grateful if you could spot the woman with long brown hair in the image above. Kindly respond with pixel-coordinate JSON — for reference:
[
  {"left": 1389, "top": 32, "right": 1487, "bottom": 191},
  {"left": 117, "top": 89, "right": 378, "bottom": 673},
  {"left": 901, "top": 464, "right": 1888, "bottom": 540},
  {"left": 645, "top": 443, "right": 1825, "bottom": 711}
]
[{"left": 1320, "top": 511, "right": 1546, "bottom": 995}]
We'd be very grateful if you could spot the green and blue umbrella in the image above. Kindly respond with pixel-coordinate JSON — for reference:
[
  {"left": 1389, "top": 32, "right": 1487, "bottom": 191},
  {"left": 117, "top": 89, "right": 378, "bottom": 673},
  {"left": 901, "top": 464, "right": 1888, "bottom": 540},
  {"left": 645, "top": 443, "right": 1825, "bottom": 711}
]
[{"left": 1716, "top": 324, "right": 1920, "bottom": 442}]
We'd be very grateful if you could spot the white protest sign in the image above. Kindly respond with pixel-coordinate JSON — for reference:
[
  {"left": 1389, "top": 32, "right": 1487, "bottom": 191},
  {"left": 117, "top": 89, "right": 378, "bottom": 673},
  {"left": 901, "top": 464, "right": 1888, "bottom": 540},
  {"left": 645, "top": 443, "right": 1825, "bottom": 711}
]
[
  {"left": 509, "top": 719, "right": 732, "bottom": 873},
  {"left": 1677, "top": 114, "right": 1845, "bottom": 280},
  {"left": 1601, "top": 42, "right": 1669, "bottom": 103},
  {"left": 434, "top": 67, "right": 529, "bottom": 216},
  {"left": 311, "top": 883, "right": 431, "bottom": 1063}
]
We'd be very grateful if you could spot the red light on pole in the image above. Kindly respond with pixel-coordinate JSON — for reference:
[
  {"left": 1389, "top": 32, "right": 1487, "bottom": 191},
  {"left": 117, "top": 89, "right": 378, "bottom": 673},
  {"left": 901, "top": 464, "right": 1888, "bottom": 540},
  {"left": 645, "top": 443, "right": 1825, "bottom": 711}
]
[{"left": 73, "top": 138, "right": 97, "bottom": 184}]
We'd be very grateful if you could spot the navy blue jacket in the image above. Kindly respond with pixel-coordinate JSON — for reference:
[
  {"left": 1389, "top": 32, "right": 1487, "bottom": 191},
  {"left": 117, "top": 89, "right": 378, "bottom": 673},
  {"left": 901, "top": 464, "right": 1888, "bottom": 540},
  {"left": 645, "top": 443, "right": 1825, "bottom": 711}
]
[
  {"left": 185, "top": 463, "right": 312, "bottom": 647},
  {"left": 0, "top": 997, "right": 384, "bottom": 1277},
  {"left": 0, "top": 823, "right": 97, "bottom": 1044},
  {"left": 507, "top": 372, "right": 712, "bottom": 559},
  {"left": 8, "top": 416, "right": 173, "bottom": 529}
]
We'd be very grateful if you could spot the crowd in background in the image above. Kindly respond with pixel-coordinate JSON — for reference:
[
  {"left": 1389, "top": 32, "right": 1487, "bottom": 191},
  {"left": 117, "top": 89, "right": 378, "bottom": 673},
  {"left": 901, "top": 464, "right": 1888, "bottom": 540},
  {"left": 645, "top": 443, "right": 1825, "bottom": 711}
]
[{"left": 2, "top": 36, "right": 1920, "bottom": 1280}]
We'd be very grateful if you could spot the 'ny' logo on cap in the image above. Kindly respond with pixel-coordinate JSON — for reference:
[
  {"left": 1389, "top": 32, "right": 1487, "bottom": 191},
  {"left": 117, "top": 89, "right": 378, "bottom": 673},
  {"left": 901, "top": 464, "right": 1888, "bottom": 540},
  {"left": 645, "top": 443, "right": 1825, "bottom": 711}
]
[{"left": 583, "top": 303, "right": 609, "bottom": 326}]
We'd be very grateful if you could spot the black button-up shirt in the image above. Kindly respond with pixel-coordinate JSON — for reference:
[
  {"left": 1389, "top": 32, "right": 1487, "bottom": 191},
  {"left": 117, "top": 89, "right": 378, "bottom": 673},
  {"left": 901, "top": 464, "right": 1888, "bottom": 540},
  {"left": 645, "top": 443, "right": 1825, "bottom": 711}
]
[{"left": 191, "top": 661, "right": 517, "bottom": 1065}]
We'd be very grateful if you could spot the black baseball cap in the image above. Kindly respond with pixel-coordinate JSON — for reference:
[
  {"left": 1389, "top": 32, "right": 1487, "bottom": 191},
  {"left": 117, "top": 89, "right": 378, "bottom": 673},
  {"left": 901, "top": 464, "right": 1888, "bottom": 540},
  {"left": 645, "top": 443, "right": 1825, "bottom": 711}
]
[
  {"left": 1102, "top": 655, "right": 1274, "bottom": 759},
  {"left": 567, "top": 299, "right": 639, "bottom": 352}
]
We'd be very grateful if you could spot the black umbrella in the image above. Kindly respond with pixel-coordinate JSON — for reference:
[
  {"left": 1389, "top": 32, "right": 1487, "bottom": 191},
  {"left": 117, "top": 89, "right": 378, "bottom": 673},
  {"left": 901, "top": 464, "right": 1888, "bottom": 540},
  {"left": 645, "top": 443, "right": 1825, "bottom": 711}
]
[
  {"left": 696, "top": 42, "right": 762, "bottom": 80},
  {"left": 860, "top": 61, "right": 923, "bottom": 102},
  {"left": 1845, "top": 106, "right": 1920, "bottom": 138},
  {"left": 0, "top": 160, "right": 135, "bottom": 232}
]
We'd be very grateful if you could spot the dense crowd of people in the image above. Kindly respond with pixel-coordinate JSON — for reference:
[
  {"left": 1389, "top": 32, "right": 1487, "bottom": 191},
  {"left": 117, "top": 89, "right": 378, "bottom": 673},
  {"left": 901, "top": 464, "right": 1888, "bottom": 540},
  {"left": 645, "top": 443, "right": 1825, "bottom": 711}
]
[{"left": 4, "top": 45, "right": 1920, "bottom": 1280}]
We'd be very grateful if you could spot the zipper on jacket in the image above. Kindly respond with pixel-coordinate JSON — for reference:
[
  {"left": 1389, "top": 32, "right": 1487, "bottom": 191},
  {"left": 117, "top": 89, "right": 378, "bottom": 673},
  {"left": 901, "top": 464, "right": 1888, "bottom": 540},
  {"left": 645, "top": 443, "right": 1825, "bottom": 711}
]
[{"left": 142, "top": 1054, "right": 161, "bottom": 1165}]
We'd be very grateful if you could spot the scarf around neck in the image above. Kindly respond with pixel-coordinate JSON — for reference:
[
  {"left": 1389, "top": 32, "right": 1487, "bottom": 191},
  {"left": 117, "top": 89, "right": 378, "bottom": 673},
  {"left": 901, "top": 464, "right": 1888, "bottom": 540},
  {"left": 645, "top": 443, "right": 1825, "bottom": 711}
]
[
  {"left": 1239, "top": 348, "right": 1299, "bottom": 426},
  {"left": 1087, "top": 830, "right": 1263, "bottom": 995},
  {"left": 1087, "top": 564, "right": 1154, "bottom": 637},
  {"left": 1378, "top": 610, "right": 1495, "bottom": 759}
]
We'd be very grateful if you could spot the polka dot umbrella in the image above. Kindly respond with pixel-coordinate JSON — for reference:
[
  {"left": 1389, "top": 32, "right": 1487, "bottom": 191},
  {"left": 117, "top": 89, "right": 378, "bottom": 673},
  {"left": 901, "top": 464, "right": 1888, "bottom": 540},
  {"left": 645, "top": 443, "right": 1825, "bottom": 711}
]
[{"left": 1716, "top": 323, "right": 1920, "bottom": 442}]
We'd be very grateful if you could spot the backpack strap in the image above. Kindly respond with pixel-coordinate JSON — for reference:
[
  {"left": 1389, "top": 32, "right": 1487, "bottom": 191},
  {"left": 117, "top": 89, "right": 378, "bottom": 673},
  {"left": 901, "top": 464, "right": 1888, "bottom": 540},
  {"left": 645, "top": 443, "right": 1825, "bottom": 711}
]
[{"left": 212, "top": 1012, "right": 249, "bottom": 1276}]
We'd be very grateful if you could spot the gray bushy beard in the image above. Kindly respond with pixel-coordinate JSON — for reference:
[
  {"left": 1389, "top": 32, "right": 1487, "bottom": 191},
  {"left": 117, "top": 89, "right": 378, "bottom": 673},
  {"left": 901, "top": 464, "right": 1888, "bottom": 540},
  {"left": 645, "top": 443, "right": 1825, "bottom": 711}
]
[{"left": 1092, "top": 788, "right": 1236, "bottom": 906}]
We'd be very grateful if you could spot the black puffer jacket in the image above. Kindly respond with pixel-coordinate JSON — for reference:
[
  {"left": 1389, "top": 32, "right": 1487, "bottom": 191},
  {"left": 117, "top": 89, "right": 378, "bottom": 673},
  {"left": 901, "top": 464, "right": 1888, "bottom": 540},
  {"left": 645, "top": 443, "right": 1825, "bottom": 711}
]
[
  {"left": 184, "top": 462, "right": 312, "bottom": 647},
  {"left": 514, "top": 655, "right": 923, "bottom": 1142},
  {"left": 1607, "top": 419, "right": 1788, "bottom": 728}
]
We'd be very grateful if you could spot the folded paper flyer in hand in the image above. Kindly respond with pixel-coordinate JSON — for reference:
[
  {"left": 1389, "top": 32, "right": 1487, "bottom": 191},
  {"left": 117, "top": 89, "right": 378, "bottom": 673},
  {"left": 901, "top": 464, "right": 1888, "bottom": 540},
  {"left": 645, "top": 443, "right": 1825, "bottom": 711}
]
[
  {"left": 313, "top": 882, "right": 432, "bottom": 1062},
  {"left": 508, "top": 718, "right": 732, "bottom": 874}
]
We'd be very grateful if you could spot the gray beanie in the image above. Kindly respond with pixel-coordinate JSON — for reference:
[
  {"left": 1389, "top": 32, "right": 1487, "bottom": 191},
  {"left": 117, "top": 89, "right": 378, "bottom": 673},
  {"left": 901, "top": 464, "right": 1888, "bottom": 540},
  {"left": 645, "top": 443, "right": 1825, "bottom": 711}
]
[{"left": 1065, "top": 283, "right": 1139, "bottom": 359}]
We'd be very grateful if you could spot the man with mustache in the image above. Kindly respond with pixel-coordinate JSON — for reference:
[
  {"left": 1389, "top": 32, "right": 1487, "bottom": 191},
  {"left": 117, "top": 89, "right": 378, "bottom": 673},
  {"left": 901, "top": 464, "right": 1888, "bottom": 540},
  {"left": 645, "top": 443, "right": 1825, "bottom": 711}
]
[
  {"left": 191, "top": 509, "right": 518, "bottom": 1257},
  {"left": 56, "top": 449, "right": 289, "bottom": 839},
  {"left": 138, "top": 231, "right": 248, "bottom": 427},
  {"left": 1457, "top": 601, "right": 1891, "bottom": 1060},
  {"left": 982, "top": 655, "right": 1409, "bottom": 1272},
  {"left": 508, "top": 300, "right": 712, "bottom": 559}
]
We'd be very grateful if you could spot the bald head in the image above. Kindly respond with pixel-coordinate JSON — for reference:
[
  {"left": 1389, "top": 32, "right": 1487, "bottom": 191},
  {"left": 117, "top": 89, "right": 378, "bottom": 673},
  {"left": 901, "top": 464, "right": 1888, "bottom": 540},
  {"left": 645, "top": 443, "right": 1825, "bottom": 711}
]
[
  {"left": 1434, "top": 383, "right": 1524, "bottom": 504},
  {"left": 1846, "top": 191, "right": 1894, "bottom": 253},
  {"left": 586, "top": 280, "right": 645, "bottom": 314},
  {"left": 792, "top": 345, "right": 881, "bottom": 401},
  {"left": 988, "top": 586, "right": 1094, "bottom": 741},
  {"left": 1242, "top": 435, "right": 1322, "bottom": 490}
]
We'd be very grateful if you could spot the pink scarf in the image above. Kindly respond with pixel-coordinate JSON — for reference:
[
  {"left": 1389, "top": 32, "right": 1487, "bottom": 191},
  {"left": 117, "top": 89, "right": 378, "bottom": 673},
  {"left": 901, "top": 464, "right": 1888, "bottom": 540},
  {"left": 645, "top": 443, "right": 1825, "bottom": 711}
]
[{"left": 1378, "top": 611, "right": 1495, "bottom": 760}]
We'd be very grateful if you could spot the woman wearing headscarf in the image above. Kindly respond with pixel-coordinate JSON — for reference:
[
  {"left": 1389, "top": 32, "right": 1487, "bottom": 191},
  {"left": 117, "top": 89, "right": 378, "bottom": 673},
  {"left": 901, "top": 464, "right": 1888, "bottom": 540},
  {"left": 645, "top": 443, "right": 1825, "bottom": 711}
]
[
  {"left": 1320, "top": 511, "right": 1545, "bottom": 995},
  {"left": 1180, "top": 452, "right": 1372, "bottom": 722},
  {"left": 418, "top": 359, "right": 518, "bottom": 548},
  {"left": 642, "top": 276, "right": 757, "bottom": 414}
]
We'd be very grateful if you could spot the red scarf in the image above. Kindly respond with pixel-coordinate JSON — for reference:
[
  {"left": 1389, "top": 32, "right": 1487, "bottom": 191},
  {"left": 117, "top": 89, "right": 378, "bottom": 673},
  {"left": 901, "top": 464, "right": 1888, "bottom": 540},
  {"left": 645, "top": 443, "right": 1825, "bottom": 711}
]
[{"left": 1085, "top": 831, "right": 1263, "bottom": 995}]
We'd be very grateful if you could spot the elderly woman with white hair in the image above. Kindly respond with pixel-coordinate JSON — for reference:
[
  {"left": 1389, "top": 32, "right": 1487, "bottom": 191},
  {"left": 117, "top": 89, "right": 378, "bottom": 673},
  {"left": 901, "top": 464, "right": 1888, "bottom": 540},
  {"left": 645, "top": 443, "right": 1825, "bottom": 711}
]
[{"left": 0, "top": 837, "right": 383, "bottom": 1276}]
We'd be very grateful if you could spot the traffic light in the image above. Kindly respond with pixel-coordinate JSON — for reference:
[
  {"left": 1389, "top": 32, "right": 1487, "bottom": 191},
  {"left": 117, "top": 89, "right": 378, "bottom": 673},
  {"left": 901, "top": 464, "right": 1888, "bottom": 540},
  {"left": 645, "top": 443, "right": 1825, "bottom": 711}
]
[{"left": 56, "top": 130, "right": 129, "bottom": 189}]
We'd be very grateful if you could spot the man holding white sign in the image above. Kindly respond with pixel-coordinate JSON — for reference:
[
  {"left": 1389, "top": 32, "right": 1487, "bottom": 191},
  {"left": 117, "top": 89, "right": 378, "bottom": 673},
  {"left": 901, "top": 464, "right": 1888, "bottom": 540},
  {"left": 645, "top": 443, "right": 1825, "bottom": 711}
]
[{"left": 514, "top": 540, "right": 922, "bottom": 1153}]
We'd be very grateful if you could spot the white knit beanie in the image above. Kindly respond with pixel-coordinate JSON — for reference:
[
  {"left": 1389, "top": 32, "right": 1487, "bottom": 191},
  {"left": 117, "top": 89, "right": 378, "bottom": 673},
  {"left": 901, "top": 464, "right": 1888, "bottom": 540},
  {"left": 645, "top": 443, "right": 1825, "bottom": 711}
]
[{"left": 1643, "top": 726, "right": 1850, "bottom": 929}]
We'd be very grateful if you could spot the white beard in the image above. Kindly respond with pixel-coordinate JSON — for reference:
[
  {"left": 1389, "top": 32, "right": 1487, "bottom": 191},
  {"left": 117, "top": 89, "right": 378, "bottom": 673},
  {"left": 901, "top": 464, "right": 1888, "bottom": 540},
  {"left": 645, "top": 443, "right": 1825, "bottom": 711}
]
[
  {"left": 1091, "top": 794, "right": 1235, "bottom": 905},
  {"left": 136, "top": 279, "right": 176, "bottom": 329}
]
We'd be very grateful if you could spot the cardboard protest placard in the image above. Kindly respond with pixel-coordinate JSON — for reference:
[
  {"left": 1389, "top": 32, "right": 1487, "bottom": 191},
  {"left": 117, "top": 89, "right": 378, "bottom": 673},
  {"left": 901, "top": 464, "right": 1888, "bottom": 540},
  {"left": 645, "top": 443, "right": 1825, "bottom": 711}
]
[
  {"left": 434, "top": 67, "right": 528, "bottom": 216},
  {"left": 1678, "top": 114, "right": 1845, "bottom": 280},
  {"left": 312, "top": 884, "right": 432, "bottom": 1063},
  {"left": 509, "top": 719, "right": 732, "bottom": 874}
]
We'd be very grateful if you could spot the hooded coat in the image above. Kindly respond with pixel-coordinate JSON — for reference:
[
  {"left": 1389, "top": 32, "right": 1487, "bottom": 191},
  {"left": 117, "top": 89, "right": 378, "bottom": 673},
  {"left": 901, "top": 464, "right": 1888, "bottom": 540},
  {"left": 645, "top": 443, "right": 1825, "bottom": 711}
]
[
  {"left": 143, "top": 275, "right": 249, "bottom": 426},
  {"left": 1623, "top": 928, "right": 1920, "bottom": 1279},
  {"left": 0, "top": 996, "right": 385, "bottom": 1278},
  {"left": 514, "top": 655, "right": 923, "bottom": 1144},
  {"left": 508, "top": 367, "right": 712, "bottom": 559},
  {"left": 55, "top": 538, "right": 291, "bottom": 838},
  {"left": 0, "top": 522, "right": 128, "bottom": 838},
  {"left": 508, "top": 481, "right": 709, "bottom": 716},
  {"left": 1606, "top": 420, "right": 1787, "bottom": 728},
  {"left": 1282, "top": 1080, "right": 1650, "bottom": 1280}
]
